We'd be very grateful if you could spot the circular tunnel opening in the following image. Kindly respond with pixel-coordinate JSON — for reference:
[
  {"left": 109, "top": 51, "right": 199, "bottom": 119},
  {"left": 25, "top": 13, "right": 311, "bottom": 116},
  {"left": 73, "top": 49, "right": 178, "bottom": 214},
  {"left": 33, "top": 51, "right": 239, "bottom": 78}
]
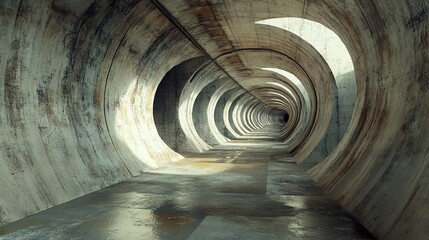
[
  {"left": 283, "top": 112, "right": 289, "bottom": 124},
  {"left": 0, "top": 1, "right": 426, "bottom": 239}
]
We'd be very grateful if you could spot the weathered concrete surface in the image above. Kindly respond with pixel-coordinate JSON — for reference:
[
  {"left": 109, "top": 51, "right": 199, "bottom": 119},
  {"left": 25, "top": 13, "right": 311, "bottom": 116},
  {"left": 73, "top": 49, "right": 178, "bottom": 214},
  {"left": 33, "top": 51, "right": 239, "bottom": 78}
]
[
  {"left": 0, "top": 0, "right": 138, "bottom": 225},
  {"left": 178, "top": 60, "right": 284, "bottom": 150},
  {"left": 0, "top": 0, "right": 206, "bottom": 226},
  {"left": 0, "top": 141, "right": 374, "bottom": 240},
  {"left": 192, "top": 75, "right": 230, "bottom": 146},
  {"left": 1, "top": 0, "right": 428, "bottom": 239},
  {"left": 153, "top": 56, "right": 209, "bottom": 153},
  {"left": 0, "top": 0, "right": 283, "bottom": 226},
  {"left": 102, "top": 2, "right": 202, "bottom": 171},
  {"left": 157, "top": 1, "right": 429, "bottom": 239},
  {"left": 157, "top": 0, "right": 338, "bottom": 163}
]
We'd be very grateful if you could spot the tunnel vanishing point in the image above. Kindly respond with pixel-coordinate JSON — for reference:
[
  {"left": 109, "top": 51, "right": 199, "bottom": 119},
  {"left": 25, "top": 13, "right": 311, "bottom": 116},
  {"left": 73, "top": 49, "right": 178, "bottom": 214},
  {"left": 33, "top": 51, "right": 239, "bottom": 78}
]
[{"left": 0, "top": 0, "right": 428, "bottom": 239}]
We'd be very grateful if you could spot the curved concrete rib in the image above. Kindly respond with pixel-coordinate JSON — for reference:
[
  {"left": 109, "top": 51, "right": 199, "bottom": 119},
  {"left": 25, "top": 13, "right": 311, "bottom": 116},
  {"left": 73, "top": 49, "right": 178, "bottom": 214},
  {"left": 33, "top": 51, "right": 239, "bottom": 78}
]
[
  {"left": 153, "top": 56, "right": 209, "bottom": 153},
  {"left": 0, "top": 0, "right": 428, "bottom": 239}
]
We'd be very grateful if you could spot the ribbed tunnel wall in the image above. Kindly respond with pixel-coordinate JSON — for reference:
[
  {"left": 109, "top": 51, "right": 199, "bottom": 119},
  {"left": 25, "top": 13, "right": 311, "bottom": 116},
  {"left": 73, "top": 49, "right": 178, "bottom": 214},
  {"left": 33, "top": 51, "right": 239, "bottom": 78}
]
[{"left": 0, "top": 0, "right": 428, "bottom": 239}]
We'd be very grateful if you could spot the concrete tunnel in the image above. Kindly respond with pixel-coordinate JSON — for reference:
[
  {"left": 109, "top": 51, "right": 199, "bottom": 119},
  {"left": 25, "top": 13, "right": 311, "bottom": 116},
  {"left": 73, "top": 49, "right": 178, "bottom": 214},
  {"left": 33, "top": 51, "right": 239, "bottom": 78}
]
[{"left": 0, "top": 0, "right": 428, "bottom": 239}]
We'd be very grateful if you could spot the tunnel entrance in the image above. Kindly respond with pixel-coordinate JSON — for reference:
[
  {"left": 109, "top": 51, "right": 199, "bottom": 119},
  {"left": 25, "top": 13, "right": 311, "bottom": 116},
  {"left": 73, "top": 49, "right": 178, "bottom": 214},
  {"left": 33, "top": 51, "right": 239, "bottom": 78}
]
[{"left": 283, "top": 112, "right": 289, "bottom": 123}]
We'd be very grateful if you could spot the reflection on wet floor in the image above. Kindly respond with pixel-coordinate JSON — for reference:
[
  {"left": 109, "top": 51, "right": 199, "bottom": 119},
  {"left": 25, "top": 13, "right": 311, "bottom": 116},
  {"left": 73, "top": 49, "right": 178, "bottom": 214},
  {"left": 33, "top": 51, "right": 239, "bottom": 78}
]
[{"left": 0, "top": 141, "right": 376, "bottom": 240}]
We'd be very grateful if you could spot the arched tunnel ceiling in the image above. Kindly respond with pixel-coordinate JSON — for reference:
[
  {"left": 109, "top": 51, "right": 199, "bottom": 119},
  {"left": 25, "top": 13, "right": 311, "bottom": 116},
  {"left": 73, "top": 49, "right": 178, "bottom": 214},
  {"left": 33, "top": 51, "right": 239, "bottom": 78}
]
[{"left": 0, "top": 0, "right": 428, "bottom": 239}]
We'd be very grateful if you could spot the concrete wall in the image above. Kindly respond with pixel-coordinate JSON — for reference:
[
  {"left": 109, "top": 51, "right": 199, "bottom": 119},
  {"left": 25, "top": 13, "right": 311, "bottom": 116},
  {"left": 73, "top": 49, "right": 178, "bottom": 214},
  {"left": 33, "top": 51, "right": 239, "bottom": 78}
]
[
  {"left": 153, "top": 56, "right": 209, "bottom": 153},
  {"left": 192, "top": 79, "right": 225, "bottom": 146},
  {"left": 0, "top": 0, "right": 428, "bottom": 239},
  {"left": 0, "top": 0, "right": 204, "bottom": 226}
]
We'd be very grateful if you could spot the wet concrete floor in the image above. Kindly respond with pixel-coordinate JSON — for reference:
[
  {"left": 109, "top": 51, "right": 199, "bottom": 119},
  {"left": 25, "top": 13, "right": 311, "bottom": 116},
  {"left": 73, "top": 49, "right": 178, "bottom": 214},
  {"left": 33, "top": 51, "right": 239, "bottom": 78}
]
[{"left": 0, "top": 141, "right": 375, "bottom": 239}]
